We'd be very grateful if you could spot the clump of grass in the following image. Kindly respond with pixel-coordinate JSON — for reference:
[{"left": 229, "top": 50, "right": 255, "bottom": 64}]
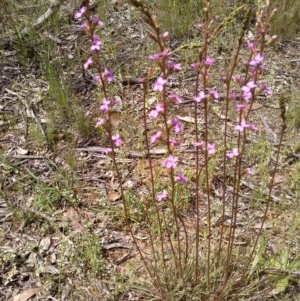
[
  {"left": 286, "top": 88, "right": 300, "bottom": 130},
  {"left": 156, "top": 0, "right": 204, "bottom": 38},
  {"left": 75, "top": 0, "right": 285, "bottom": 299},
  {"left": 270, "top": 0, "right": 300, "bottom": 41}
]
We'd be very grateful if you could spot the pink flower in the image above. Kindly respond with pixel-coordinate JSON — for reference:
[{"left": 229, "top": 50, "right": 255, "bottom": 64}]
[
  {"left": 153, "top": 77, "right": 167, "bottom": 92},
  {"left": 171, "top": 117, "right": 184, "bottom": 134},
  {"left": 260, "top": 82, "right": 272, "bottom": 95},
  {"left": 207, "top": 143, "right": 216, "bottom": 155},
  {"left": 247, "top": 41, "right": 256, "bottom": 52},
  {"left": 226, "top": 148, "right": 239, "bottom": 158},
  {"left": 191, "top": 62, "right": 201, "bottom": 70},
  {"left": 149, "top": 103, "right": 164, "bottom": 118},
  {"left": 102, "top": 148, "right": 112, "bottom": 154},
  {"left": 167, "top": 61, "right": 182, "bottom": 71},
  {"left": 95, "top": 118, "right": 105, "bottom": 127},
  {"left": 169, "top": 139, "right": 180, "bottom": 147},
  {"left": 112, "top": 134, "right": 123, "bottom": 147},
  {"left": 149, "top": 53, "right": 160, "bottom": 60},
  {"left": 162, "top": 32, "right": 169, "bottom": 39},
  {"left": 209, "top": 89, "right": 219, "bottom": 99},
  {"left": 232, "top": 75, "right": 240, "bottom": 82},
  {"left": 246, "top": 81, "right": 257, "bottom": 89},
  {"left": 92, "top": 16, "right": 104, "bottom": 27},
  {"left": 151, "top": 131, "right": 162, "bottom": 143},
  {"left": 205, "top": 56, "right": 215, "bottom": 66},
  {"left": 91, "top": 40, "right": 101, "bottom": 51},
  {"left": 236, "top": 103, "right": 246, "bottom": 111},
  {"left": 91, "top": 34, "right": 102, "bottom": 51},
  {"left": 79, "top": 21, "right": 88, "bottom": 30},
  {"left": 149, "top": 49, "right": 170, "bottom": 60},
  {"left": 175, "top": 173, "right": 188, "bottom": 185},
  {"left": 104, "top": 69, "right": 115, "bottom": 82},
  {"left": 170, "top": 92, "right": 183, "bottom": 104},
  {"left": 241, "top": 81, "right": 256, "bottom": 101},
  {"left": 157, "top": 190, "right": 168, "bottom": 202},
  {"left": 162, "top": 155, "right": 178, "bottom": 169},
  {"left": 249, "top": 123, "right": 258, "bottom": 131},
  {"left": 249, "top": 53, "right": 264, "bottom": 67},
  {"left": 100, "top": 98, "right": 111, "bottom": 112},
  {"left": 230, "top": 91, "right": 238, "bottom": 100},
  {"left": 194, "top": 91, "right": 206, "bottom": 103},
  {"left": 195, "top": 141, "right": 204, "bottom": 148},
  {"left": 75, "top": 6, "right": 87, "bottom": 19},
  {"left": 235, "top": 119, "right": 249, "bottom": 132},
  {"left": 84, "top": 57, "right": 93, "bottom": 69},
  {"left": 247, "top": 41, "right": 256, "bottom": 51}
]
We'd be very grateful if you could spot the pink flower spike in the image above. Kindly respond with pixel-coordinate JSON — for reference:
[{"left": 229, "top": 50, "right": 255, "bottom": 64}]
[
  {"left": 170, "top": 92, "right": 183, "bottom": 104},
  {"left": 95, "top": 118, "right": 105, "bottom": 128},
  {"left": 153, "top": 77, "right": 167, "bottom": 92},
  {"left": 205, "top": 56, "right": 215, "bottom": 66},
  {"left": 112, "top": 134, "right": 123, "bottom": 147},
  {"left": 75, "top": 6, "right": 87, "bottom": 19},
  {"left": 226, "top": 148, "right": 239, "bottom": 158},
  {"left": 207, "top": 143, "right": 216, "bottom": 155},
  {"left": 100, "top": 98, "right": 111, "bottom": 112},
  {"left": 84, "top": 57, "right": 93, "bottom": 69},
  {"left": 104, "top": 69, "right": 115, "bottom": 83},
  {"left": 162, "top": 155, "right": 178, "bottom": 169},
  {"left": 175, "top": 173, "right": 188, "bottom": 185},
  {"left": 194, "top": 91, "right": 206, "bottom": 103},
  {"left": 151, "top": 131, "right": 162, "bottom": 144},
  {"left": 157, "top": 190, "right": 168, "bottom": 202}
]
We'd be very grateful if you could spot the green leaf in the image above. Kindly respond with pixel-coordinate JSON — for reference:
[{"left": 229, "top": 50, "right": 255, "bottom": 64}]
[
  {"left": 280, "top": 249, "right": 289, "bottom": 268},
  {"left": 275, "top": 277, "right": 289, "bottom": 294}
]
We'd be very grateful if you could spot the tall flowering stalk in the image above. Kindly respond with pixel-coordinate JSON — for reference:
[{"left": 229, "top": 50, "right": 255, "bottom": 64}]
[
  {"left": 75, "top": 0, "right": 283, "bottom": 298},
  {"left": 75, "top": 0, "right": 157, "bottom": 279}
]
